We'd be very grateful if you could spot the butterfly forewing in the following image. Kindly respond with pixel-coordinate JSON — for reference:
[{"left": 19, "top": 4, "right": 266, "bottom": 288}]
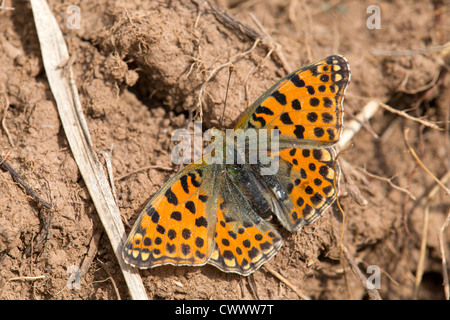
[{"left": 235, "top": 55, "right": 350, "bottom": 149}]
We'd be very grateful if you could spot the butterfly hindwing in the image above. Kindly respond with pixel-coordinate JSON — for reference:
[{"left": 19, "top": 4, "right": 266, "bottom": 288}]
[
  {"left": 123, "top": 163, "right": 220, "bottom": 268},
  {"left": 257, "top": 147, "right": 339, "bottom": 232},
  {"left": 207, "top": 172, "right": 283, "bottom": 275}
]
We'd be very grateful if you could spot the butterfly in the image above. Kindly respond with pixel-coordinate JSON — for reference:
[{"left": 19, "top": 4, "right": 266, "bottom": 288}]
[{"left": 123, "top": 55, "right": 351, "bottom": 275}]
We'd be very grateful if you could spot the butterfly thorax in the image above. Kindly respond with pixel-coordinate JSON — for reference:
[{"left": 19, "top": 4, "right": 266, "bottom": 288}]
[{"left": 226, "top": 165, "right": 274, "bottom": 220}]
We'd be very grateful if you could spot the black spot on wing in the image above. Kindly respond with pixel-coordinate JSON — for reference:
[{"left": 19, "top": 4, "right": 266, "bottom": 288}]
[
  {"left": 307, "top": 112, "right": 318, "bottom": 123},
  {"left": 294, "top": 125, "right": 305, "bottom": 139},
  {"left": 188, "top": 173, "right": 201, "bottom": 188},
  {"left": 280, "top": 112, "right": 293, "bottom": 125},
  {"left": 290, "top": 74, "right": 305, "bottom": 87},
  {"left": 292, "top": 99, "right": 301, "bottom": 110},
  {"left": 165, "top": 187, "right": 178, "bottom": 206},
  {"left": 180, "top": 175, "right": 189, "bottom": 194},
  {"left": 310, "top": 97, "right": 320, "bottom": 107},
  {"left": 252, "top": 113, "right": 266, "bottom": 127},
  {"left": 271, "top": 90, "right": 287, "bottom": 105},
  {"left": 255, "top": 105, "right": 274, "bottom": 115}
]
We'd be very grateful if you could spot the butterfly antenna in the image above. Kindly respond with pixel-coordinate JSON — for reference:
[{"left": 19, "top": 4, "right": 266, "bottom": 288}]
[{"left": 219, "top": 64, "right": 234, "bottom": 129}]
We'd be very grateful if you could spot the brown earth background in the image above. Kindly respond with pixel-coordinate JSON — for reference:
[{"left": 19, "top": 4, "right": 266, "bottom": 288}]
[{"left": 0, "top": 0, "right": 449, "bottom": 300}]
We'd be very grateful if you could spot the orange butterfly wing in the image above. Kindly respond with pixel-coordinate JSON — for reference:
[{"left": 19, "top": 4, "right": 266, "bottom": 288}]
[{"left": 122, "top": 163, "right": 220, "bottom": 268}]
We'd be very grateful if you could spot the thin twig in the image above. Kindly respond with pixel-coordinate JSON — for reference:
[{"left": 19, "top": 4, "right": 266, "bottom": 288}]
[
  {"left": 399, "top": 69, "right": 442, "bottom": 94},
  {"left": 0, "top": 156, "right": 52, "bottom": 209},
  {"left": 8, "top": 275, "right": 45, "bottom": 281},
  {"left": 207, "top": 0, "right": 291, "bottom": 73},
  {"left": 117, "top": 164, "right": 175, "bottom": 181},
  {"left": 263, "top": 265, "right": 311, "bottom": 300},
  {"left": 340, "top": 240, "right": 382, "bottom": 300},
  {"left": 207, "top": 1, "right": 263, "bottom": 41},
  {"left": 438, "top": 211, "right": 450, "bottom": 300},
  {"left": 0, "top": 85, "right": 14, "bottom": 147},
  {"left": 346, "top": 94, "right": 441, "bottom": 131},
  {"left": 413, "top": 171, "right": 450, "bottom": 299},
  {"left": 379, "top": 101, "right": 441, "bottom": 130},
  {"left": 96, "top": 258, "right": 121, "bottom": 300},
  {"left": 247, "top": 274, "right": 260, "bottom": 300},
  {"left": 195, "top": 39, "right": 260, "bottom": 120},
  {"left": 346, "top": 111, "right": 379, "bottom": 140},
  {"left": 359, "top": 167, "right": 417, "bottom": 201},
  {"left": 403, "top": 128, "right": 450, "bottom": 196},
  {"left": 80, "top": 232, "right": 102, "bottom": 277}
]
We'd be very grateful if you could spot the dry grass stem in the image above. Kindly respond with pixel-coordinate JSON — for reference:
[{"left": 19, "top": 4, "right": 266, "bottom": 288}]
[
  {"left": 359, "top": 168, "right": 417, "bottom": 201},
  {"left": 195, "top": 39, "right": 260, "bottom": 121},
  {"left": 263, "top": 265, "right": 311, "bottom": 300},
  {"left": 0, "top": 85, "right": 14, "bottom": 147},
  {"left": 438, "top": 211, "right": 450, "bottom": 300},
  {"left": 414, "top": 171, "right": 450, "bottom": 298},
  {"left": 403, "top": 128, "right": 450, "bottom": 196},
  {"left": 117, "top": 164, "right": 175, "bottom": 181},
  {"left": 380, "top": 102, "right": 441, "bottom": 130}
]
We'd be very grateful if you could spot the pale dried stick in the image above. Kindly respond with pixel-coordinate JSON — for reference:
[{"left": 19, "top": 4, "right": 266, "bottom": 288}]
[
  {"left": 414, "top": 171, "right": 450, "bottom": 299},
  {"left": 30, "top": 0, "right": 147, "bottom": 299},
  {"left": 0, "top": 85, "right": 14, "bottom": 147},
  {"left": 438, "top": 211, "right": 450, "bottom": 300},
  {"left": 99, "top": 150, "right": 118, "bottom": 205},
  {"left": 8, "top": 275, "right": 45, "bottom": 281},
  {"left": 337, "top": 100, "right": 380, "bottom": 151},
  {"left": 347, "top": 94, "right": 441, "bottom": 131}
]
